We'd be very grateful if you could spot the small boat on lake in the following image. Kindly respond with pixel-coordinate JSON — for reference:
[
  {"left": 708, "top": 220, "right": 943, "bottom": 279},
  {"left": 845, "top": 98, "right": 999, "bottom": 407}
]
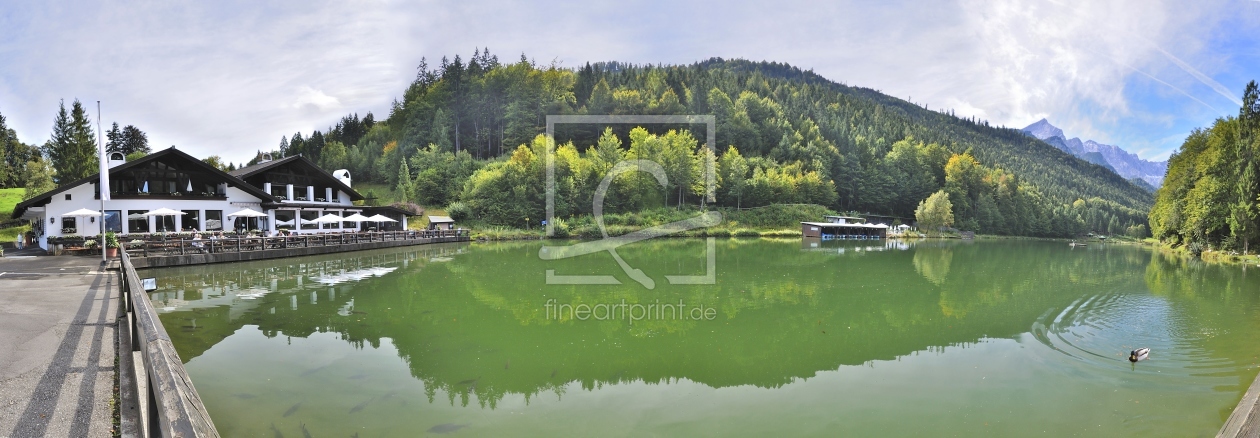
[{"left": 1069, "top": 242, "right": 1087, "bottom": 247}]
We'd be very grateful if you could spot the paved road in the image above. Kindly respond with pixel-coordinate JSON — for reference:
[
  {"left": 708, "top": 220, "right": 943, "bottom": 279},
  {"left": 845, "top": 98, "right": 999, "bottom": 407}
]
[{"left": 0, "top": 255, "right": 116, "bottom": 438}]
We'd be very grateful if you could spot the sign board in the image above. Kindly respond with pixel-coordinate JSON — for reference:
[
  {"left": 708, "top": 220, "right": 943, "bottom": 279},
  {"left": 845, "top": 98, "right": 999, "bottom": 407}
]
[{"left": 141, "top": 277, "right": 157, "bottom": 291}]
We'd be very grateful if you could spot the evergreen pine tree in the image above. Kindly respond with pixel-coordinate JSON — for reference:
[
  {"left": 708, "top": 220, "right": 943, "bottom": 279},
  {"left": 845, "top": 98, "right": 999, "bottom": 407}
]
[
  {"left": 105, "top": 122, "right": 122, "bottom": 154},
  {"left": 289, "top": 132, "right": 305, "bottom": 157},
  {"left": 396, "top": 160, "right": 415, "bottom": 202},
  {"left": 45, "top": 99, "right": 97, "bottom": 184},
  {"left": 0, "top": 111, "right": 13, "bottom": 187},
  {"left": 120, "top": 125, "right": 150, "bottom": 156},
  {"left": 67, "top": 100, "right": 98, "bottom": 181},
  {"left": 1232, "top": 81, "right": 1260, "bottom": 253}
]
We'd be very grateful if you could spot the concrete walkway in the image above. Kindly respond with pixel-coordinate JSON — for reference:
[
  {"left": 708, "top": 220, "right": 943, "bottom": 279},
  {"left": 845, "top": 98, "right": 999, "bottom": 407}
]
[{"left": 0, "top": 255, "right": 117, "bottom": 438}]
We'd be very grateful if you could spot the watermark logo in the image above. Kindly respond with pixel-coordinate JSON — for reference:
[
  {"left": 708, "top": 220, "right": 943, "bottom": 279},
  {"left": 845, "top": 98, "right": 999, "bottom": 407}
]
[
  {"left": 544, "top": 299, "right": 717, "bottom": 323},
  {"left": 538, "top": 115, "right": 719, "bottom": 289}
]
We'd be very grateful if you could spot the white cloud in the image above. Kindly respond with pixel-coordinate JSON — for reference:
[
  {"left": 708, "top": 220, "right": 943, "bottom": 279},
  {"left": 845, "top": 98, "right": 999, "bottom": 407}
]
[
  {"left": 0, "top": 0, "right": 1252, "bottom": 162},
  {"left": 291, "top": 86, "right": 341, "bottom": 111},
  {"left": 0, "top": 0, "right": 421, "bottom": 158}
]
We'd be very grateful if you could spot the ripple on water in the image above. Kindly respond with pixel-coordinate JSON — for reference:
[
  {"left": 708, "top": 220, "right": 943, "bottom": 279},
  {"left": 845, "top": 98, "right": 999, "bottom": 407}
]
[{"left": 1029, "top": 292, "right": 1231, "bottom": 382}]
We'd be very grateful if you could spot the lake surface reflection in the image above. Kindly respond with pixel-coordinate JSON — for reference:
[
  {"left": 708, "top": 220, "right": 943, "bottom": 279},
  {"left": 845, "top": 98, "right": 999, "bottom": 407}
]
[{"left": 147, "top": 239, "right": 1260, "bottom": 437}]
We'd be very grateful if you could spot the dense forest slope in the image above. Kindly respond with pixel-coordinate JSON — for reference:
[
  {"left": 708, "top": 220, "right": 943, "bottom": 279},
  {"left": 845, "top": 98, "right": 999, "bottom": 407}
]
[
  {"left": 266, "top": 53, "right": 1152, "bottom": 236},
  {"left": 1149, "top": 81, "right": 1260, "bottom": 253}
]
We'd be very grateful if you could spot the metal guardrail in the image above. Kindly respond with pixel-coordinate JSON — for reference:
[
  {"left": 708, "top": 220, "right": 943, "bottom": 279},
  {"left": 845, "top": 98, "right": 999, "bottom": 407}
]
[
  {"left": 126, "top": 229, "right": 469, "bottom": 258},
  {"left": 118, "top": 251, "right": 220, "bottom": 438}
]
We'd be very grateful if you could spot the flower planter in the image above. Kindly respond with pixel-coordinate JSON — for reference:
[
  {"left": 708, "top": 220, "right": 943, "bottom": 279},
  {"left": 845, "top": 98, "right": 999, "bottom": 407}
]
[{"left": 106, "top": 247, "right": 118, "bottom": 258}]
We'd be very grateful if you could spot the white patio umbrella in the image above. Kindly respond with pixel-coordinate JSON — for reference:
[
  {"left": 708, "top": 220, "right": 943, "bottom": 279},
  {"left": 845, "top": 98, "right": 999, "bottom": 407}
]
[
  {"left": 226, "top": 208, "right": 268, "bottom": 218},
  {"left": 342, "top": 213, "right": 371, "bottom": 222},
  {"left": 127, "top": 213, "right": 148, "bottom": 220},
  {"left": 141, "top": 181, "right": 149, "bottom": 193},
  {"left": 62, "top": 209, "right": 103, "bottom": 235},
  {"left": 341, "top": 213, "right": 370, "bottom": 229},
  {"left": 312, "top": 214, "right": 345, "bottom": 224},
  {"left": 143, "top": 208, "right": 185, "bottom": 232},
  {"left": 143, "top": 207, "right": 187, "bottom": 217},
  {"left": 62, "top": 208, "right": 103, "bottom": 217},
  {"left": 186, "top": 180, "right": 193, "bottom": 192},
  {"left": 365, "top": 214, "right": 397, "bottom": 231},
  {"left": 224, "top": 209, "right": 267, "bottom": 233}
]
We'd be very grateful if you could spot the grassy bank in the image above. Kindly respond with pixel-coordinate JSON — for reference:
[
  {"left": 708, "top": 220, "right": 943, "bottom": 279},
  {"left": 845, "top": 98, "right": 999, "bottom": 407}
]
[
  {"left": 0, "top": 188, "right": 21, "bottom": 217},
  {"left": 1200, "top": 250, "right": 1260, "bottom": 266},
  {"left": 1099, "top": 235, "right": 1260, "bottom": 267},
  {"left": 409, "top": 207, "right": 448, "bottom": 230},
  {"left": 0, "top": 188, "right": 29, "bottom": 245},
  {"left": 470, "top": 226, "right": 803, "bottom": 241},
  {"left": 1150, "top": 240, "right": 1260, "bottom": 267},
  {"left": 466, "top": 204, "right": 826, "bottom": 241},
  {"left": 353, "top": 182, "right": 400, "bottom": 206}
]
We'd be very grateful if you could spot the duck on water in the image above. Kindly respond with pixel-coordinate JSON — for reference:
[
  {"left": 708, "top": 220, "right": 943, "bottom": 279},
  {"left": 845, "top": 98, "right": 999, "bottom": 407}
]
[{"left": 1129, "top": 348, "right": 1150, "bottom": 362}]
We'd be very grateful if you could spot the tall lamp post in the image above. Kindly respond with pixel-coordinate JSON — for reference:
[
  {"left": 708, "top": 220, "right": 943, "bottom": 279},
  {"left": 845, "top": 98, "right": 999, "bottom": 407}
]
[{"left": 97, "top": 101, "right": 107, "bottom": 263}]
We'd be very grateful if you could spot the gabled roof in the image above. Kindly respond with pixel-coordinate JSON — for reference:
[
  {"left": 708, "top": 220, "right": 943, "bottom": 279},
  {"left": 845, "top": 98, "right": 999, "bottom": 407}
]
[
  {"left": 802, "top": 221, "right": 888, "bottom": 229},
  {"left": 11, "top": 147, "right": 276, "bottom": 219},
  {"left": 229, "top": 155, "right": 363, "bottom": 201},
  {"left": 227, "top": 155, "right": 298, "bottom": 178}
]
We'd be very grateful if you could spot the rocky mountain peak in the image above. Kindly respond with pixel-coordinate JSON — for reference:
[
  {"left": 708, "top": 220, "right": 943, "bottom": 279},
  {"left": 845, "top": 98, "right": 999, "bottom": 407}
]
[{"left": 1021, "top": 120, "right": 1167, "bottom": 189}]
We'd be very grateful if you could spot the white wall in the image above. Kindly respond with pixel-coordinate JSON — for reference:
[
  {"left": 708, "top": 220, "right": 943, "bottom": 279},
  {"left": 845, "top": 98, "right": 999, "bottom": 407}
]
[
  {"left": 32, "top": 181, "right": 367, "bottom": 248},
  {"left": 33, "top": 182, "right": 266, "bottom": 249},
  {"left": 268, "top": 188, "right": 362, "bottom": 234}
]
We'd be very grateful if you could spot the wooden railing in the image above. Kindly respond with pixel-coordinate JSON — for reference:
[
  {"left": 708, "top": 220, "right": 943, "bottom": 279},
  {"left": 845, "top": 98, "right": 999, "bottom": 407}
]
[
  {"left": 118, "top": 251, "right": 220, "bottom": 437},
  {"left": 126, "top": 229, "right": 469, "bottom": 258}
]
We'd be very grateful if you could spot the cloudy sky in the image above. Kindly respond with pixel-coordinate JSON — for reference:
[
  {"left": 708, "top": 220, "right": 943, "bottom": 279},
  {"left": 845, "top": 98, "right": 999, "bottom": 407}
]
[{"left": 1, "top": 0, "right": 1257, "bottom": 163}]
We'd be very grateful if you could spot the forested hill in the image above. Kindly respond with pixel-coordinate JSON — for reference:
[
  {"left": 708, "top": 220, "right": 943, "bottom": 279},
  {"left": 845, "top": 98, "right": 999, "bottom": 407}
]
[
  {"left": 685, "top": 59, "right": 1152, "bottom": 210},
  {"left": 266, "top": 53, "right": 1152, "bottom": 236}
]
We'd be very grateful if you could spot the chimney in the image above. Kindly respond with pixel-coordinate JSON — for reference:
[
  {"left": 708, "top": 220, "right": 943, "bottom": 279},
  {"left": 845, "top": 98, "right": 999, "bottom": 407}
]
[
  {"left": 333, "top": 169, "right": 352, "bottom": 187},
  {"left": 107, "top": 152, "right": 126, "bottom": 168}
]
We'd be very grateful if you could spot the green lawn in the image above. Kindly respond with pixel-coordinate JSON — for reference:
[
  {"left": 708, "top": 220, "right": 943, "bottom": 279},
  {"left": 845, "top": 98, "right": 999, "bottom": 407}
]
[
  {"left": 0, "top": 187, "right": 22, "bottom": 219},
  {"left": 353, "top": 183, "right": 401, "bottom": 205},
  {"left": 0, "top": 224, "right": 30, "bottom": 245},
  {"left": 349, "top": 183, "right": 447, "bottom": 230},
  {"left": 0, "top": 188, "right": 29, "bottom": 245},
  {"left": 411, "top": 207, "right": 447, "bottom": 230}
]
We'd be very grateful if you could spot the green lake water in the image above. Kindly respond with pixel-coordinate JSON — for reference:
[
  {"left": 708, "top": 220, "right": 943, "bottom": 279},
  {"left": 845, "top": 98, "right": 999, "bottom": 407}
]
[{"left": 146, "top": 238, "right": 1260, "bottom": 437}]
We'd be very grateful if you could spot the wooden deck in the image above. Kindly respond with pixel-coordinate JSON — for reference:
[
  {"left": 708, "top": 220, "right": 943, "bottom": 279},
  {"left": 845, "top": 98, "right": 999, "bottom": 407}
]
[
  {"left": 1218, "top": 370, "right": 1260, "bottom": 437},
  {"left": 127, "top": 230, "right": 469, "bottom": 269}
]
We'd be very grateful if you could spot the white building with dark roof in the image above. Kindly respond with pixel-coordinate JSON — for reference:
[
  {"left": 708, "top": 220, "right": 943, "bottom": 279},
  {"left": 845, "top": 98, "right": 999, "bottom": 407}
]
[
  {"left": 11, "top": 149, "right": 412, "bottom": 250},
  {"left": 11, "top": 147, "right": 274, "bottom": 249}
]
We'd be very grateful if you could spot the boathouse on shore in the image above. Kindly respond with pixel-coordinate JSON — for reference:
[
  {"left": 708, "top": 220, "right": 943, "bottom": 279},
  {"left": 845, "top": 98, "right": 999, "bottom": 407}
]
[{"left": 801, "top": 215, "right": 888, "bottom": 239}]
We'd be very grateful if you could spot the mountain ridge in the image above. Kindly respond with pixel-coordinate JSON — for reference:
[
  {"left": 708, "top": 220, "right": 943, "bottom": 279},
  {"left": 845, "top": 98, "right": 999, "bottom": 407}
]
[{"left": 1021, "top": 119, "right": 1166, "bottom": 189}]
